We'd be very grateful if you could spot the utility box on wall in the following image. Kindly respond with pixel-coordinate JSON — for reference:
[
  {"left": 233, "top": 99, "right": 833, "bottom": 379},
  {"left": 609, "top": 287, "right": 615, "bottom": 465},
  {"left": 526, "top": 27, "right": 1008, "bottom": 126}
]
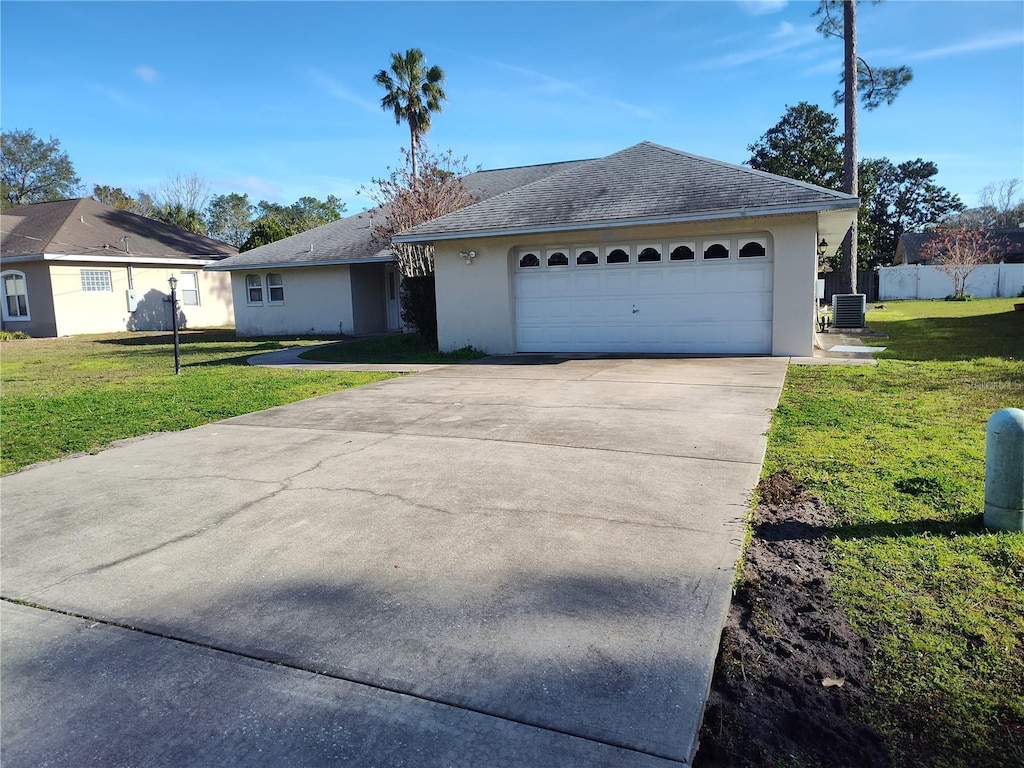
[{"left": 126, "top": 289, "right": 138, "bottom": 312}]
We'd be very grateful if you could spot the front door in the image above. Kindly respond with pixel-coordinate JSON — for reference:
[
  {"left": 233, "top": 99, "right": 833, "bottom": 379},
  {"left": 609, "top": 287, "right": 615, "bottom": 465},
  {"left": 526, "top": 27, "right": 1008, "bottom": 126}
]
[{"left": 385, "top": 269, "right": 401, "bottom": 330}]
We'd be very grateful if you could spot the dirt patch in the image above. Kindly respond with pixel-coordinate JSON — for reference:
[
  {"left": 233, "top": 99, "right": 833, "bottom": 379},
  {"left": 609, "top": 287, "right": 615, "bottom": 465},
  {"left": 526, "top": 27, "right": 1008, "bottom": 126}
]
[{"left": 694, "top": 472, "right": 890, "bottom": 767}]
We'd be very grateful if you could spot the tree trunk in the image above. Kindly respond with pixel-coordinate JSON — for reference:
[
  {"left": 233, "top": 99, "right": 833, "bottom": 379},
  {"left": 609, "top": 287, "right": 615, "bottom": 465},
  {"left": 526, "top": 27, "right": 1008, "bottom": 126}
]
[
  {"left": 410, "top": 126, "right": 419, "bottom": 192},
  {"left": 840, "top": 0, "right": 858, "bottom": 295}
]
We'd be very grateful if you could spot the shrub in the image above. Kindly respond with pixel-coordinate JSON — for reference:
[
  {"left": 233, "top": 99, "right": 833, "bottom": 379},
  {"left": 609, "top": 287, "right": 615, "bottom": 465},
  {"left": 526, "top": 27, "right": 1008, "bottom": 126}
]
[
  {"left": 0, "top": 330, "right": 29, "bottom": 340},
  {"left": 400, "top": 275, "right": 437, "bottom": 341}
]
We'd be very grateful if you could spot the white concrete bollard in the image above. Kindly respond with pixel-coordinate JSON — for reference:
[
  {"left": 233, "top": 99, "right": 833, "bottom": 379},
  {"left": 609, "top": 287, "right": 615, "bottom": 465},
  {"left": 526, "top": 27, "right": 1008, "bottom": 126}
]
[{"left": 984, "top": 408, "right": 1024, "bottom": 532}]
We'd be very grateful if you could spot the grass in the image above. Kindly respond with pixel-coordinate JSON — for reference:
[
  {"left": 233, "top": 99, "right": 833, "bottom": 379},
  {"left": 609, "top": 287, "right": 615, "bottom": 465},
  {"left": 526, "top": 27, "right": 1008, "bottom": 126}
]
[
  {"left": 763, "top": 297, "right": 1024, "bottom": 767},
  {"left": 0, "top": 329, "right": 398, "bottom": 474},
  {"left": 299, "top": 332, "right": 486, "bottom": 364}
]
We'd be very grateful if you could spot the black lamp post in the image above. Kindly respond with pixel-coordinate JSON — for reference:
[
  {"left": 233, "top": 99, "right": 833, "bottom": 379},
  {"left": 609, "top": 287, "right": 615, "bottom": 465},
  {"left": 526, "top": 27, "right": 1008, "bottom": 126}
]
[{"left": 168, "top": 275, "right": 181, "bottom": 375}]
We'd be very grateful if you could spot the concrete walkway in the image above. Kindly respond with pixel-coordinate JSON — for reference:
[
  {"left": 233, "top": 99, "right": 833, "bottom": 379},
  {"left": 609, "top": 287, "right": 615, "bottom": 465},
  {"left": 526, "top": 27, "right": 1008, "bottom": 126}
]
[{"left": 1, "top": 357, "right": 787, "bottom": 767}]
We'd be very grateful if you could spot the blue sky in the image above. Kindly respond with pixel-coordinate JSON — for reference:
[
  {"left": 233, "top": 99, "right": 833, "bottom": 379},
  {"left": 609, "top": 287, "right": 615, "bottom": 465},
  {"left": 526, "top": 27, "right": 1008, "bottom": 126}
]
[{"left": 2, "top": 1, "right": 1022, "bottom": 212}]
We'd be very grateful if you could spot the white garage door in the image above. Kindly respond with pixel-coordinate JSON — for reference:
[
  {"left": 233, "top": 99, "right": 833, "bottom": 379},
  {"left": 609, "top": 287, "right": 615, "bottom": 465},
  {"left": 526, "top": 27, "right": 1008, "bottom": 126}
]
[{"left": 514, "top": 237, "right": 773, "bottom": 354}]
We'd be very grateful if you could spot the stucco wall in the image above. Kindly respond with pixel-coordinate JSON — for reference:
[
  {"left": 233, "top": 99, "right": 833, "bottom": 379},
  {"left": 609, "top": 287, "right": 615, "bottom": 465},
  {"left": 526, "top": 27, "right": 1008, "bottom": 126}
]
[
  {"left": 0, "top": 261, "right": 56, "bottom": 337},
  {"left": 433, "top": 214, "right": 821, "bottom": 356},
  {"left": 879, "top": 264, "right": 1024, "bottom": 300},
  {"left": 46, "top": 263, "right": 233, "bottom": 336},
  {"left": 230, "top": 265, "right": 354, "bottom": 337}
]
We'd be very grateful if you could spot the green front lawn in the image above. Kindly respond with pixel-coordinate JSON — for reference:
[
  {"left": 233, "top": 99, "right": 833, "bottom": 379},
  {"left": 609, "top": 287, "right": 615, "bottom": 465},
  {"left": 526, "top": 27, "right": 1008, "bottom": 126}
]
[
  {"left": 299, "top": 333, "right": 486, "bottom": 364},
  {"left": 0, "top": 329, "right": 397, "bottom": 474},
  {"left": 766, "top": 298, "right": 1024, "bottom": 766}
]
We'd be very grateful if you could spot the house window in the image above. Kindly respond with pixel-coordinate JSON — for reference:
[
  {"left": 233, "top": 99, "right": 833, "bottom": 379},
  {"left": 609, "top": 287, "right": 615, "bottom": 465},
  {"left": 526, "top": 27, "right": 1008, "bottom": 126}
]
[
  {"left": 267, "top": 273, "right": 285, "bottom": 303},
  {"left": 638, "top": 246, "right": 662, "bottom": 263},
  {"left": 670, "top": 244, "right": 695, "bottom": 261},
  {"left": 1, "top": 270, "right": 30, "bottom": 320},
  {"left": 246, "top": 274, "right": 263, "bottom": 304},
  {"left": 739, "top": 240, "right": 767, "bottom": 258},
  {"left": 547, "top": 251, "right": 569, "bottom": 266},
  {"left": 576, "top": 250, "right": 598, "bottom": 265},
  {"left": 179, "top": 271, "right": 200, "bottom": 305},
  {"left": 81, "top": 269, "right": 112, "bottom": 292},
  {"left": 519, "top": 253, "right": 540, "bottom": 268},
  {"left": 607, "top": 248, "right": 630, "bottom": 264},
  {"left": 703, "top": 242, "right": 730, "bottom": 260}
]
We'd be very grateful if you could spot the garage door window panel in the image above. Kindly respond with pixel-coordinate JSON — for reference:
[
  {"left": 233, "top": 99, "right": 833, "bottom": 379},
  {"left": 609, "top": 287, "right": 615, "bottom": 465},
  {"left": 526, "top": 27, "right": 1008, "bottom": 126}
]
[
  {"left": 670, "top": 243, "right": 696, "bottom": 262},
  {"left": 606, "top": 247, "right": 630, "bottom": 265},
  {"left": 739, "top": 240, "right": 767, "bottom": 259},
  {"left": 638, "top": 246, "right": 662, "bottom": 263},
  {"left": 703, "top": 242, "right": 730, "bottom": 260},
  {"left": 546, "top": 250, "right": 569, "bottom": 267},
  {"left": 519, "top": 253, "right": 540, "bottom": 268},
  {"left": 575, "top": 249, "right": 599, "bottom": 266}
]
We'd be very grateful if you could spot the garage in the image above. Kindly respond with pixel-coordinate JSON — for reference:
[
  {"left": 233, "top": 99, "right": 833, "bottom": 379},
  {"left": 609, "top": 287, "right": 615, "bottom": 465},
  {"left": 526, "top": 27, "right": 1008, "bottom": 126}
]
[
  {"left": 514, "top": 235, "right": 772, "bottom": 354},
  {"left": 394, "top": 141, "right": 859, "bottom": 358}
]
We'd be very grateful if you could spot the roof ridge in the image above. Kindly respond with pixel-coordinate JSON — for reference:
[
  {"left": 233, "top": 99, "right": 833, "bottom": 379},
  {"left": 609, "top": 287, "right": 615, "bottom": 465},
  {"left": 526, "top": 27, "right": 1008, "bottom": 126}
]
[{"left": 637, "top": 141, "right": 857, "bottom": 200}]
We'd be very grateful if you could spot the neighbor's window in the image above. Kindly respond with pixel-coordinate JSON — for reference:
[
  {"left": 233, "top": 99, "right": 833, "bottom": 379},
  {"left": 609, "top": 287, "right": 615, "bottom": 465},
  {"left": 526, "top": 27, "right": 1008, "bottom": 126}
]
[
  {"left": 1, "top": 270, "right": 30, "bottom": 320},
  {"left": 179, "top": 271, "right": 200, "bottom": 305},
  {"left": 267, "top": 273, "right": 285, "bottom": 303},
  {"left": 246, "top": 274, "right": 263, "bottom": 304},
  {"left": 81, "top": 269, "right": 113, "bottom": 292}
]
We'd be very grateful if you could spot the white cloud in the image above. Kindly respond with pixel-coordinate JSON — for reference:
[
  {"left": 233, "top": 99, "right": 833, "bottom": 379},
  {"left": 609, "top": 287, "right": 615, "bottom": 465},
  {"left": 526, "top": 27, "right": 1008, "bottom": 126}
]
[
  {"left": 88, "top": 83, "right": 142, "bottom": 111},
  {"left": 135, "top": 66, "right": 159, "bottom": 84},
  {"left": 309, "top": 69, "right": 377, "bottom": 112},
  {"left": 739, "top": 0, "right": 788, "bottom": 16},
  {"left": 771, "top": 21, "right": 795, "bottom": 38},
  {"left": 699, "top": 24, "right": 820, "bottom": 70},
  {"left": 906, "top": 31, "right": 1024, "bottom": 61}
]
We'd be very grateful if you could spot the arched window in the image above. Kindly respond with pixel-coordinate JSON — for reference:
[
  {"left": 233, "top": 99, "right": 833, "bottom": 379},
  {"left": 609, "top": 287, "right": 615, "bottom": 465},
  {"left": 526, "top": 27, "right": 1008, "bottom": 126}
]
[
  {"left": 740, "top": 241, "right": 766, "bottom": 258},
  {"left": 1, "top": 270, "right": 29, "bottom": 320},
  {"left": 704, "top": 243, "right": 729, "bottom": 260},
  {"left": 670, "top": 245, "right": 695, "bottom": 261},
  {"left": 519, "top": 253, "right": 540, "bottom": 268},
  {"left": 607, "top": 248, "right": 629, "bottom": 264},
  {"left": 576, "top": 250, "right": 598, "bottom": 265},
  {"left": 547, "top": 251, "right": 569, "bottom": 266},
  {"left": 638, "top": 247, "right": 662, "bottom": 263}
]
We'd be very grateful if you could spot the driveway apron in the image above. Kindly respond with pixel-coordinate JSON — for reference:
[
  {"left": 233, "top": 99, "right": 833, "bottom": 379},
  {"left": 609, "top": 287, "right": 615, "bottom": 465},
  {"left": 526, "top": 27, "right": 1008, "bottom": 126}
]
[{"left": 1, "top": 356, "right": 787, "bottom": 767}]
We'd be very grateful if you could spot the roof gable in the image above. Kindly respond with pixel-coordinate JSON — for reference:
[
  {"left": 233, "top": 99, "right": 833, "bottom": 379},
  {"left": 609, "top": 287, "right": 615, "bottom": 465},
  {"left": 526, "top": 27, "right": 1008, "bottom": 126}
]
[
  {"left": 1, "top": 198, "right": 237, "bottom": 260},
  {"left": 396, "top": 141, "right": 858, "bottom": 241}
]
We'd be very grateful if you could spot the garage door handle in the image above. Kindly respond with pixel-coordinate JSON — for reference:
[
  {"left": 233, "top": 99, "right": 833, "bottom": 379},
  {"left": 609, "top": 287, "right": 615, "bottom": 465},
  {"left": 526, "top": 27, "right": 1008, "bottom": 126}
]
[{"left": 632, "top": 305, "right": 639, "bottom": 314}]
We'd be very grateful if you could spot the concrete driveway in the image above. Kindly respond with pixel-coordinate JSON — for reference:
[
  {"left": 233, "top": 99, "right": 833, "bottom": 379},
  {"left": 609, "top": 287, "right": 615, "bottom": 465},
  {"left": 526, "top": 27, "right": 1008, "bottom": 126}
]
[{"left": 1, "top": 356, "right": 786, "bottom": 767}]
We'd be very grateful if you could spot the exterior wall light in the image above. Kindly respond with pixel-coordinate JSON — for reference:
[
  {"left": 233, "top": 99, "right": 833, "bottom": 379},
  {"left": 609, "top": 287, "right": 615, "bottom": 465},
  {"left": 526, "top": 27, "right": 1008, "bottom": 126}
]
[
  {"left": 817, "top": 238, "right": 829, "bottom": 256},
  {"left": 460, "top": 250, "right": 477, "bottom": 264}
]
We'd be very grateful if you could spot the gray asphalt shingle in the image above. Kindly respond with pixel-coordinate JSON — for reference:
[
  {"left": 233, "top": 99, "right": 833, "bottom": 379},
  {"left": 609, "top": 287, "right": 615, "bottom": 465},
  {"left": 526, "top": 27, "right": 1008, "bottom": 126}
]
[{"left": 396, "top": 141, "right": 858, "bottom": 241}]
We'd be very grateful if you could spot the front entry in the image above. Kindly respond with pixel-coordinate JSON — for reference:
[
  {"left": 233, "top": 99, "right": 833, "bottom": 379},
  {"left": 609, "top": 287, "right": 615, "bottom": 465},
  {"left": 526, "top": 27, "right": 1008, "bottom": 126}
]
[{"left": 385, "top": 269, "right": 401, "bottom": 330}]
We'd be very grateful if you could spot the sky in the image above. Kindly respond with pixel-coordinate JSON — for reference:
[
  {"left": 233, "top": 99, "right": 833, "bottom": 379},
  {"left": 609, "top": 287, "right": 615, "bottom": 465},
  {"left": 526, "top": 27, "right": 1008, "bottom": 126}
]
[{"left": 1, "top": 1, "right": 1022, "bottom": 213}]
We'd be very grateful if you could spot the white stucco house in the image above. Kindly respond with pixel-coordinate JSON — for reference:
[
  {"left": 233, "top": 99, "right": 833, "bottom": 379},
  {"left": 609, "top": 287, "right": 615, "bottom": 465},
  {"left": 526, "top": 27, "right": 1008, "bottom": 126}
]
[
  {"left": 394, "top": 142, "right": 858, "bottom": 357},
  {"left": 1, "top": 198, "right": 235, "bottom": 337}
]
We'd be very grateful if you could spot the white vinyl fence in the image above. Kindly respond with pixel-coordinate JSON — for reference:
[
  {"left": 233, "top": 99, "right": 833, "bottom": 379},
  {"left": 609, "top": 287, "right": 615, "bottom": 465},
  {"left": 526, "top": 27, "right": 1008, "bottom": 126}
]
[{"left": 878, "top": 264, "right": 1024, "bottom": 300}]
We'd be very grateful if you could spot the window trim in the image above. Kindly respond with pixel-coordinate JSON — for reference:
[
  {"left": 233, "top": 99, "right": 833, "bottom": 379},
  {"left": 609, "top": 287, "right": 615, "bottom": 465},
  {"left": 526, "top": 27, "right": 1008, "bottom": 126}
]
[
  {"left": 179, "top": 270, "right": 200, "bottom": 306},
  {"left": 1, "top": 270, "right": 30, "bottom": 321},
  {"left": 267, "top": 272, "right": 285, "bottom": 304},
  {"left": 245, "top": 274, "right": 264, "bottom": 305}
]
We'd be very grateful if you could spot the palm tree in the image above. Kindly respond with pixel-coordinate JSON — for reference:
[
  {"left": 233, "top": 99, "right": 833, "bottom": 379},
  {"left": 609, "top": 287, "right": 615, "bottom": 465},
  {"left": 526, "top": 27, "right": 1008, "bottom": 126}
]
[{"left": 374, "top": 49, "right": 446, "bottom": 188}]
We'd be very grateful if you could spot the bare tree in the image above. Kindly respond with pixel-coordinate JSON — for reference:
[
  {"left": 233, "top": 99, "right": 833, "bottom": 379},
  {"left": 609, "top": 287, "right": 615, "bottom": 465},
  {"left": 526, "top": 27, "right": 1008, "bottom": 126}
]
[
  {"left": 920, "top": 228, "right": 1006, "bottom": 300},
  {"left": 362, "top": 146, "right": 477, "bottom": 277},
  {"left": 978, "top": 179, "right": 1024, "bottom": 229},
  {"left": 158, "top": 172, "right": 211, "bottom": 213}
]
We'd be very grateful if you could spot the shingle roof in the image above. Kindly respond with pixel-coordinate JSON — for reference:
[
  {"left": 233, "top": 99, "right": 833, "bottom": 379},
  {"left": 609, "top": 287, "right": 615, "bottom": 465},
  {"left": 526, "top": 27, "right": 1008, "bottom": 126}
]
[
  {"left": 209, "top": 159, "right": 588, "bottom": 271},
  {"left": 395, "top": 141, "right": 859, "bottom": 242},
  {"left": 1, "top": 198, "right": 237, "bottom": 260}
]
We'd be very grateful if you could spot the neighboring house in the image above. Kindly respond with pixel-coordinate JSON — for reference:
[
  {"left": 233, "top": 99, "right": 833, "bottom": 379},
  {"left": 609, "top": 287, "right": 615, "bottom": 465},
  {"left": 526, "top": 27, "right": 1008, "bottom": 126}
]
[
  {"left": 205, "top": 159, "right": 587, "bottom": 337},
  {"left": 893, "top": 229, "right": 1024, "bottom": 265},
  {"left": 1, "top": 198, "right": 236, "bottom": 337},
  {"left": 394, "top": 141, "right": 858, "bottom": 357}
]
